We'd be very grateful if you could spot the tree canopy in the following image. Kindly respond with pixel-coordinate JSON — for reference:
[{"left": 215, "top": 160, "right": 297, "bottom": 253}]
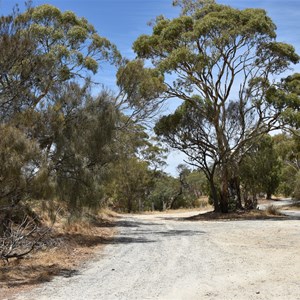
[{"left": 0, "top": 3, "right": 121, "bottom": 122}]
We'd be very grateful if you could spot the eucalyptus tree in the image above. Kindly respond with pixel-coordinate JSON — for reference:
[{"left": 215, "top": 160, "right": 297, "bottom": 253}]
[{"left": 130, "top": 0, "right": 299, "bottom": 212}]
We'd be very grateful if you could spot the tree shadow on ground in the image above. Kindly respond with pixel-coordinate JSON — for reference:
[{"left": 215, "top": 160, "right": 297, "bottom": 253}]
[
  {"left": 90, "top": 217, "right": 164, "bottom": 229},
  {"left": 155, "top": 229, "right": 205, "bottom": 236},
  {"left": 104, "top": 236, "right": 156, "bottom": 244},
  {"left": 180, "top": 210, "right": 300, "bottom": 222},
  {"left": 116, "top": 220, "right": 164, "bottom": 228},
  {"left": 120, "top": 228, "right": 206, "bottom": 237},
  {"left": 111, "top": 218, "right": 206, "bottom": 240},
  {"left": 0, "top": 263, "right": 79, "bottom": 288}
]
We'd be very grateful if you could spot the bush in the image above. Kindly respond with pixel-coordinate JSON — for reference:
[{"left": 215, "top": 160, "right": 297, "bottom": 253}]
[
  {"left": 292, "top": 171, "right": 300, "bottom": 200},
  {"left": 266, "top": 205, "right": 280, "bottom": 215}
]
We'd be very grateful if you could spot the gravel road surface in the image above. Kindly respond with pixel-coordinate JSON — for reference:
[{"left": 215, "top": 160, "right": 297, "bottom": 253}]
[{"left": 15, "top": 211, "right": 300, "bottom": 300}]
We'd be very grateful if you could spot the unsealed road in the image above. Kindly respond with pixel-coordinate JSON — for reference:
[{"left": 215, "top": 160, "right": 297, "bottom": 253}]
[{"left": 16, "top": 211, "right": 300, "bottom": 300}]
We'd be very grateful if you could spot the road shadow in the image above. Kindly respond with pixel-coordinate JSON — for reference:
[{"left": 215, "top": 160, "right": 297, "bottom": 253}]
[
  {"left": 155, "top": 229, "right": 205, "bottom": 237},
  {"left": 115, "top": 219, "right": 164, "bottom": 228},
  {"left": 278, "top": 214, "right": 300, "bottom": 221},
  {"left": 112, "top": 217, "right": 206, "bottom": 241},
  {"left": 118, "top": 228, "right": 205, "bottom": 238},
  {"left": 179, "top": 210, "right": 300, "bottom": 222},
  {"left": 104, "top": 236, "right": 156, "bottom": 244}
]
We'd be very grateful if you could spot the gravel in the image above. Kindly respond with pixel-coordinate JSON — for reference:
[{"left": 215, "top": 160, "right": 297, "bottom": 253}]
[{"left": 15, "top": 211, "right": 300, "bottom": 300}]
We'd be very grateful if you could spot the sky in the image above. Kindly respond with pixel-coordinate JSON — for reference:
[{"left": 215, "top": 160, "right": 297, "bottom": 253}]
[{"left": 1, "top": 0, "right": 300, "bottom": 176}]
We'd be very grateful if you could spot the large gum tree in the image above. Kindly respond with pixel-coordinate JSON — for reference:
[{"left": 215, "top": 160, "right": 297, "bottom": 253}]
[{"left": 131, "top": 0, "right": 299, "bottom": 212}]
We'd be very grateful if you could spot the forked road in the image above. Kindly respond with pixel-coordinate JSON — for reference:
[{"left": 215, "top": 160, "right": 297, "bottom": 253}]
[{"left": 16, "top": 211, "right": 300, "bottom": 300}]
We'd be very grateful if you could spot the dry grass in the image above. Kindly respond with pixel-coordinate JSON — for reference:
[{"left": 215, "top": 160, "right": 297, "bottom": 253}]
[
  {"left": 265, "top": 205, "right": 281, "bottom": 215},
  {"left": 0, "top": 206, "right": 118, "bottom": 299},
  {"left": 193, "top": 196, "right": 211, "bottom": 208}
]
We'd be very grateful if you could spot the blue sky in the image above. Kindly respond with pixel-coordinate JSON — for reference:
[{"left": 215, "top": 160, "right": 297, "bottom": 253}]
[
  {"left": 1, "top": 0, "right": 300, "bottom": 175},
  {"left": 2, "top": 0, "right": 298, "bottom": 60}
]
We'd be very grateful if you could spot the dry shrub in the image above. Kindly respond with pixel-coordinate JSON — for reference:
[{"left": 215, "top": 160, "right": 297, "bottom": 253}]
[
  {"left": 62, "top": 220, "right": 92, "bottom": 234},
  {"left": 1, "top": 205, "right": 117, "bottom": 299},
  {"left": 193, "top": 196, "right": 210, "bottom": 208},
  {"left": 266, "top": 205, "right": 281, "bottom": 215},
  {"left": 98, "top": 208, "right": 119, "bottom": 219},
  {"left": 61, "top": 207, "right": 117, "bottom": 234}
]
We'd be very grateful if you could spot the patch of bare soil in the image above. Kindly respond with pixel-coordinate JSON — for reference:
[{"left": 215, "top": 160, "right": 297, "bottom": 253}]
[{"left": 0, "top": 212, "right": 118, "bottom": 300}]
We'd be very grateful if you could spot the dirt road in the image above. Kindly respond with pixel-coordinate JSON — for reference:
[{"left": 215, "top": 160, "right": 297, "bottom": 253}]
[
  {"left": 15, "top": 211, "right": 300, "bottom": 300},
  {"left": 258, "top": 198, "right": 300, "bottom": 218}
]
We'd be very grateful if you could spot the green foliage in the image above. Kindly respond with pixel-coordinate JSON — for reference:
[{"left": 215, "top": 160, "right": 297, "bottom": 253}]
[
  {"left": 240, "top": 135, "right": 281, "bottom": 199},
  {"left": 117, "top": 60, "right": 166, "bottom": 106},
  {"left": 148, "top": 166, "right": 208, "bottom": 210},
  {"left": 267, "top": 73, "right": 300, "bottom": 128},
  {"left": 273, "top": 133, "right": 300, "bottom": 197},
  {"left": 0, "top": 124, "right": 50, "bottom": 207},
  {"left": 94, "top": 116, "right": 167, "bottom": 212},
  {"left": 184, "top": 170, "right": 208, "bottom": 198},
  {"left": 1, "top": 0, "right": 299, "bottom": 220},
  {"left": 115, "top": 59, "right": 167, "bottom": 122},
  {"left": 105, "top": 158, "right": 154, "bottom": 212},
  {"left": 148, "top": 174, "right": 180, "bottom": 211},
  {"left": 173, "top": 0, "right": 216, "bottom": 15},
  {"left": 50, "top": 86, "right": 117, "bottom": 209},
  {"left": 175, "top": 166, "right": 208, "bottom": 208},
  {"left": 279, "top": 165, "right": 297, "bottom": 197},
  {"left": 292, "top": 171, "right": 300, "bottom": 200},
  {"left": 133, "top": 2, "right": 287, "bottom": 71},
  {"left": 154, "top": 103, "right": 186, "bottom": 137},
  {"left": 0, "top": 3, "right": 121, "bottom": 122},
  {"left": 0, "top": 4, "right": 122, "bottom": 215}
]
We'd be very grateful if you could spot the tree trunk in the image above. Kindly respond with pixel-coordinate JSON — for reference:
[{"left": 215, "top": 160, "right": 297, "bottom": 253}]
[
  {"left": 232, "top": 176, "right": 243, "bottom": 210},
  {"left": 127, "top": 198, "right": 132, "bottom": 213},
  {"left": 209, "top": 180, "right": 220, "bottom": 212},
  {"left": 266, "top": 192, "right": 272, "bottom": 200},
  {"left": 220, "top": 168, "right": 229, "bottom": 213},
  {"left": 236, "top": 180, "right": 242, "bottom": 209},
  {"left": 138, "top": 199, "right": 143, "bottom": 212}
]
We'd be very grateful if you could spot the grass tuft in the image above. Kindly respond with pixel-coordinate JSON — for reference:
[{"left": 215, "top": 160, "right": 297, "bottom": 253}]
[{"left": 266, "top": 205, "right": 281, "bottom": 216}]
